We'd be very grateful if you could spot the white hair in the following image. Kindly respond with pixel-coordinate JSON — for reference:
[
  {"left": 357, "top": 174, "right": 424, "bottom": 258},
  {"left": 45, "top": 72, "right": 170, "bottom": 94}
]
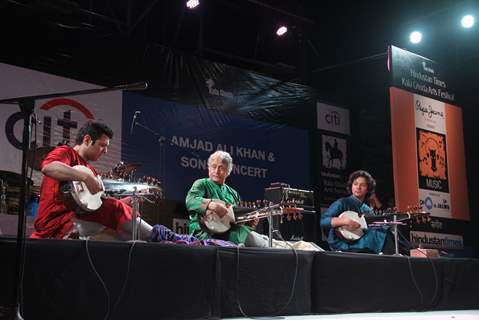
[{"left": 208, "top": 151, "right": 233, "bottom": 175}]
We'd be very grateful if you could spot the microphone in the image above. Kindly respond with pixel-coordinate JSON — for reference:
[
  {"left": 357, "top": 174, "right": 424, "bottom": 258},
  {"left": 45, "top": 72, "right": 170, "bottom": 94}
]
[
  {"left": 130, "top": 111, "right": 140, "bottom": 135},
  {"left": 115, "top": 81, "right": 148, "bottom": 91}
]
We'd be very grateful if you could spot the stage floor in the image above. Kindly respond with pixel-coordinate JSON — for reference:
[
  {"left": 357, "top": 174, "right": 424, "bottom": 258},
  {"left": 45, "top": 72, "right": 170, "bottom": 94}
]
[
  {"left": 1, "top": 238, "right": 478, "bottom": 319},
  {"left": 228, "top": 309, "right": 479, "bottom": 320}
]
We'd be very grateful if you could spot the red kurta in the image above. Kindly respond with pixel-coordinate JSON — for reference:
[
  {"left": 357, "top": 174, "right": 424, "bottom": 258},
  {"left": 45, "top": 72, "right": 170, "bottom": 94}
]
[{"left": 31, "top": 145, "right": 133, "bottom": 239}]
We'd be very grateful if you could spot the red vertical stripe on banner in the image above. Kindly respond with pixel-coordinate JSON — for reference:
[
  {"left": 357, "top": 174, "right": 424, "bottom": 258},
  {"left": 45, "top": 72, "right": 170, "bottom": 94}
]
[
  {"left": 445, "top": 104, "right": 470, "bottom": 220},
  {"left": 390, "top": 87, "right": 419, "bottom": 210}
]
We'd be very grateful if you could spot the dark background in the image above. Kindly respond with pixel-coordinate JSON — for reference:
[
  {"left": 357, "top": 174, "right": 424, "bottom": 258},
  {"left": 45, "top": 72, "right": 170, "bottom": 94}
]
[{"left": 1, "top": 0, "right": 478, "bottom": 254}]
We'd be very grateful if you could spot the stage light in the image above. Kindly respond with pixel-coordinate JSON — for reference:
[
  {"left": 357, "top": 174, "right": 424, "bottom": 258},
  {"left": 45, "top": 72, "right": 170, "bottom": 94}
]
[
  {"left": 186, "top": 0, "right": 199, "bottom": 9},
  {"left": 461, "top": 15, "right": 475, "bottom": 28},
  {"left": 409, "top": 31, "right": 422, "bottom": 44},
  {"left": 276, "top": 25, "right": 288, "bottom": 37}
]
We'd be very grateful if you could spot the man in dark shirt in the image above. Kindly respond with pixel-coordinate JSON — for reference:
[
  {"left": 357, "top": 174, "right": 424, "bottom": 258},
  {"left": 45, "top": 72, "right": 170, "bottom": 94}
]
[{"left": 320, "top": 170, "right": 389, "bottom": 253}]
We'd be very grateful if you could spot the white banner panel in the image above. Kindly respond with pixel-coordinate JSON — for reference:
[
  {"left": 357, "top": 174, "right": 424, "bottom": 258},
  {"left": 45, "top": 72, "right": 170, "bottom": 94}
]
[
  {"left": 418, "top": 189, "right": 451, "bottom": 218},
  {"left": 321, "top": 134, "right": 347, "bottom": 170},
  {"left": 410, "top": 231, "right": 464, "bottom": 250},
  {"left": 0, "top": 63, "right": 122, "bottom": 185},
  {"left": 413, "top": 93, "right": 451, "bottom": 218},
  {"left": 316, "top": 102, "right": 350, "bottom": 135},
  {"left": 414, "top": 94, "right": 446, "bottom": 134}
]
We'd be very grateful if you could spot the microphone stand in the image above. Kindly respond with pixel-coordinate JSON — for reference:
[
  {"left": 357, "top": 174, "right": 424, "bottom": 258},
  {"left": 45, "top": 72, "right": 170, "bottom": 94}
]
[
  {"left": 132, "top": 120, "right": 168, "bottom": 183},
  {"left": 0, "top": 81, "right": 148, "bottom": 320}
]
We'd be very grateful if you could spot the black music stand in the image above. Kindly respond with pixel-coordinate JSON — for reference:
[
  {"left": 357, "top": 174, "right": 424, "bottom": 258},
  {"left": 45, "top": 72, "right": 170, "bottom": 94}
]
[
  {"left": 370, "top": 215, "right": 406, "bottom": 256},
  {"left": 0, "top": 81, "right": 148, "bottom": 320}
]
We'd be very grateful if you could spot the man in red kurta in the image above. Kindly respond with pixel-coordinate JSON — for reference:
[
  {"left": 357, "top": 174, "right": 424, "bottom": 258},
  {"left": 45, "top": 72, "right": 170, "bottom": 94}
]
[{"left": 31, "top": 121, "right": 152, "bottom": 240}]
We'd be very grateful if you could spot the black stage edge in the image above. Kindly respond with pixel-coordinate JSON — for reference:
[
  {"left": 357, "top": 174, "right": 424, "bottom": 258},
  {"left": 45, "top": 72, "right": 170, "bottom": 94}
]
[
  {"left": 1, "top": 238, "right": 478, "bottom": 319},
  {"left": 312, "top": 251, "right": 479, "bottom": 314}
]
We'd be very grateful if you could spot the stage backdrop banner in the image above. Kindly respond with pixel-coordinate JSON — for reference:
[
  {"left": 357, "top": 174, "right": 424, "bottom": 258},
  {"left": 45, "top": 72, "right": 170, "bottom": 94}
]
[
  {"left": 389, "top": 48, "right": 469, "bottom": 221},
  {"left": 122, "top": 92, "right": 310, "bottom": 201},
  {"left": 141, "top": 46, "right": 315, "bottom": 128},
  {"left": 316, "top": 102, "right": 350, "bottom": 205},
  {"left": 0, "top": 63, "right": 122, "bottom": 185}
]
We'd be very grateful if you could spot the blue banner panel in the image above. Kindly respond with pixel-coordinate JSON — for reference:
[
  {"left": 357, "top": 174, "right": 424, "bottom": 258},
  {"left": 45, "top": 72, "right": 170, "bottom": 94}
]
[{"left": 122, "top": 93, "right": 310, "bottom": 201}]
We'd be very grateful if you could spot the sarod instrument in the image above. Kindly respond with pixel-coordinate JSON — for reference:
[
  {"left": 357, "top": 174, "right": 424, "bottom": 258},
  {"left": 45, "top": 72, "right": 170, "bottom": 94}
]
[
  {"left": 203, "top": 199, "right": 305, "bottom": 234},
  {"left": 60, "top": 165, "right": 105, "bottom": 213},
  {"left": 335, "top": 209, "right": 430, "bottom": 242},
  {"left": 203, "top": 200, "right": 236, "bottom": 234},
  {"left": 60, "top": 165, "right": 162, "bottom": 213}
]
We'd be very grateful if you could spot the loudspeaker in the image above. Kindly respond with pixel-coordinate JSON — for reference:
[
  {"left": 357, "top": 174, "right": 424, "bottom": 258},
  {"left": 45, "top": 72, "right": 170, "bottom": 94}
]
[{"left": 257, "top": 213, "right": 316, "bottom": 242}]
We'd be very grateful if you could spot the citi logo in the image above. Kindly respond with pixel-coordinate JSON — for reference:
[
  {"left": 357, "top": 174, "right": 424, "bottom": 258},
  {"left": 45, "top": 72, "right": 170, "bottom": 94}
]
[
  {"left": 325, "top": 111, "right": 341, "bottom": 126},
  {"left": 5, "top": 98, "right": 93, "bottom": 150},
  {"left": 422, "top": 61, "right": 435, "bottom": 74}
]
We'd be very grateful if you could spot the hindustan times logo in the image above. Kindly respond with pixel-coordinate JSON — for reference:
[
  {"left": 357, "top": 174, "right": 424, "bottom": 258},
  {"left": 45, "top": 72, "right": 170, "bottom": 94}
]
[
  {"left": 422, "top": 61, "right": 435, "bottom": 74},
  {"left": 410, "top": 231, "right": 463, "bottom": 250},
  {"left": 173, "top": 218, "right": 189, "bottom": 234}
]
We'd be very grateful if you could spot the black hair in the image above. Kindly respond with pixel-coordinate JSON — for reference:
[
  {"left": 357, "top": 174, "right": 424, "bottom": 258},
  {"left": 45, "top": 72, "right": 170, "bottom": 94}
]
[
  {"left": 346, "top": 170, "right": 376, "bottom": 199},
  {"left": 75, "top": 121, "right": 113, "bottom": 145}
]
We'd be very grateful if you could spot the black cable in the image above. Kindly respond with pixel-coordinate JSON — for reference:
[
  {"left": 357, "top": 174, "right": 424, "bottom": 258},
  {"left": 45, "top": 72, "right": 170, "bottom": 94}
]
[
  {"left": 407, "top": 248, "right": 440, "bottom": 311},
  {"left": 272, "top": 230, "right": 299, "bottom": 316},
  {"left": 111, "top": 241, "right": 137, "bottom": 316},
  {"left": 85, "top": 239, "right": 111, "bottom": 320},
  {"left": 406, "top": 255, "right": 425, "bottom": 309},
  {"left": 426, "top": 254, "right": 439, "bottom": 310},
  {"left": 234, "top": 231, "right": 299, "bottom": 318},
  {"left": 396, "top": 224, "right": 440, "bottom": 311},
  {"left": 234, "top": 246, "right": 248, "bottom": 318}
]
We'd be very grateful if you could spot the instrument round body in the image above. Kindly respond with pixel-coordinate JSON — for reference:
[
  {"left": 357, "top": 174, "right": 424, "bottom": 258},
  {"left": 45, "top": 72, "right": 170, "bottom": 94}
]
[
  {"left": 203, "top": 199, "right": 236, "bottom": 234},
  {"left": 202, "top": 201, "right": 287, "bottom": 234},
  {"left": 335, "top": 210, "right": 368, "bottom": 242},
  {"left": 69, "top": 165, "right": 104, "bottom": 212}
]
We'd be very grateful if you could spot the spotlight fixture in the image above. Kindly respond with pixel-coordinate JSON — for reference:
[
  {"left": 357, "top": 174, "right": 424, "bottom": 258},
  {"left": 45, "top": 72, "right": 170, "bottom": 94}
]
[
  {"left": 461, "top": 15, "right": 475, "bottom": 28},
  {"left": 276, "top": 25, "right": 288, "bottom": 37},
  {"left": 409, "top": 31, "right": 422, "bottom": 44},
  {"left": 186, "top": 0, "right": 199, "bottom": 9}
]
